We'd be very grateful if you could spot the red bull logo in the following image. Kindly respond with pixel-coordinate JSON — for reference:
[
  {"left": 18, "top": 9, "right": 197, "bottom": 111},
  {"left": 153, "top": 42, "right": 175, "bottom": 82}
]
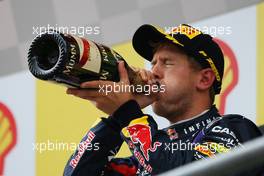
[
  {"left": 123, "top": 116, "right": 161, "bottom": 161},
  {"left": 167, "top": 128, "right": 178, "bottom": 140},
  {"left": 126, "top": 124, "right": 161, "bottom": 161}
]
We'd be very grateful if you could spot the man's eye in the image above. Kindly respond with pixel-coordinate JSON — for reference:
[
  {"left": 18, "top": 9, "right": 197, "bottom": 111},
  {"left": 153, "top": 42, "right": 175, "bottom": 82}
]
[{"left": 164, "top": 60, "right": 173, "bottom": 65}]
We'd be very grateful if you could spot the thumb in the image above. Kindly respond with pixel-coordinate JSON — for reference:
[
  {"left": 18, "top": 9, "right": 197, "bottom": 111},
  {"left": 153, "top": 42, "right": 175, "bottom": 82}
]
[{"left": 118, "top": 61, "right": 129, "bottom": 83}]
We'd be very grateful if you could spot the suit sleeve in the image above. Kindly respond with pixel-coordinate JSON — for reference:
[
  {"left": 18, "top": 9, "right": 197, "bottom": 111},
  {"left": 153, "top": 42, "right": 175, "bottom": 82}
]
[{"left": 63, "top": 100, "right": 144, "bottom": 176}]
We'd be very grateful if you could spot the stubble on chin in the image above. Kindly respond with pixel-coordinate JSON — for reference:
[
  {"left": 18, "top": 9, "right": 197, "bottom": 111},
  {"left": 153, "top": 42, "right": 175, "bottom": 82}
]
[
  {"left": 151, "top": 101, "right": 168, "bottom": 117},
  {"left": 151, "top": 96, "right": 191, "bottom": 122}
]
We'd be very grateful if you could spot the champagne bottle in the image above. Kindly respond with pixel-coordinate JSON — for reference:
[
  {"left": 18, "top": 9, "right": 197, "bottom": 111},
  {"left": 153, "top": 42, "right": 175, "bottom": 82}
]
[{"left": 27, "top": 31, "right": 144, "bottom": 88}]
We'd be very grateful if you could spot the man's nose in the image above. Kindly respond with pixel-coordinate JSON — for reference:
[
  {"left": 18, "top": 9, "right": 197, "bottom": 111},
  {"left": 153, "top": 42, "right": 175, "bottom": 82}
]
[{"left": 151, "top": 64, "right": 163, "bottom": 79}]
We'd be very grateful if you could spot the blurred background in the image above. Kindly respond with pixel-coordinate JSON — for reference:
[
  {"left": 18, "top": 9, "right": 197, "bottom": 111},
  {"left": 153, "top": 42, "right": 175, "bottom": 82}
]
[{"left": 0, "top": 0, "right": 264, "bottom": 175}]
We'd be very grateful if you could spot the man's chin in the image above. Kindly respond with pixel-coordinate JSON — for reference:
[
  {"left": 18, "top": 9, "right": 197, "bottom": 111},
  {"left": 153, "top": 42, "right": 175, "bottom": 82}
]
[
  {"left": 151, "top": 101, "right": 159, "bottom": 108},
  {"left": 151, "top": 101, "right": 165, "bottom": 116}
]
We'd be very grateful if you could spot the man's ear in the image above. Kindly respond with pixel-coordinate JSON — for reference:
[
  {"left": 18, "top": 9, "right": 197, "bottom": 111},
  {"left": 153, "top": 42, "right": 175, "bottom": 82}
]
[{"left": 196, "top": 68, "right": 215, "bottom": 91}]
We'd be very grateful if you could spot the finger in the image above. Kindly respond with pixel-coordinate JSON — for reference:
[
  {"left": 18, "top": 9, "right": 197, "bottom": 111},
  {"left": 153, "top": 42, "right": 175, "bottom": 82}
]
[
  {"left": 80, "top": 95, "right": 97, "bottom": 101},
  {"left": 80, "top": 80, "right": 111, "bottom": 89},
  {"left": 79, "top": 95, "right": 98, "bottom": 101},
  {"left": 139, "top": 70, "right": 148, "bottom": 82},
  {"left": 145, "top": 71, "right": 153, "bottom": 84},
  {"left": 79, "top": 90, "right": 102, "bottom": 98},
  {"left": 67, "top": 88, "right": 98, "bottom": 96},
  {"left": 146, "top": 71, "right": 157, "bottom": 85},
  {"left": 146, "top": 71, "right": 152, "bottom": 84},
  {"left": 149, "top": 71, "right": 155, "bottom": 81},
  {"left": 67, "top": 88, "right": 79, "bottom": 94},
  {"left": 118, "top": 61, "right": 129, "bottom": 83},
  {"left": 67, "top": 89, "right": 102, "bottom": 98}
]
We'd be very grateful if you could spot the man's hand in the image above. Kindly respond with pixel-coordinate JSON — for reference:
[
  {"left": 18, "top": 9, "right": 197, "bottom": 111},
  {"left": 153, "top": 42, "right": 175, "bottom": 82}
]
[{"left": 66, "top": 61, "right": 158, "bottom": 115}]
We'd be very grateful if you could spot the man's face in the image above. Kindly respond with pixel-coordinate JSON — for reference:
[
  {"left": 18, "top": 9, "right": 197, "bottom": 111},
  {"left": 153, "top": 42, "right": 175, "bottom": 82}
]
[{"left": 151, "top": 46, "right": 200, "bottom": 121}]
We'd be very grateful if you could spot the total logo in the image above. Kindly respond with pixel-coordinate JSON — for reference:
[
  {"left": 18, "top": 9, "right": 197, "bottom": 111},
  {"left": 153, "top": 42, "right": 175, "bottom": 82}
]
[{"left": 0, "top": 102, "right": 17, "bottom": 175}]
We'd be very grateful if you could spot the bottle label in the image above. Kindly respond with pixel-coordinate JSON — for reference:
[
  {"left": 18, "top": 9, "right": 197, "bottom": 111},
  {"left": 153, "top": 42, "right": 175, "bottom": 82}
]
[{"left": 71, "top": 35, "right": 101, "bottom": 74}]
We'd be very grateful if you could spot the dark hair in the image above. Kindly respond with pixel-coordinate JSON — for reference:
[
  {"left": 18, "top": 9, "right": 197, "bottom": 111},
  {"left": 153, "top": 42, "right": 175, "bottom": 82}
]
[{"left": 151, "top": 41, "right": 216, "bottom": 104}]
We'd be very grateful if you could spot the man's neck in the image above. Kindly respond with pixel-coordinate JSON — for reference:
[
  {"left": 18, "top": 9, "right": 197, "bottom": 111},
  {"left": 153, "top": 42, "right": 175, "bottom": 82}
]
[
  {"left": 168, "top": 96, "right": 212, "bottom": 124},
  {"left": 169, "top": 108, "right": 210, "bottom": 125}
]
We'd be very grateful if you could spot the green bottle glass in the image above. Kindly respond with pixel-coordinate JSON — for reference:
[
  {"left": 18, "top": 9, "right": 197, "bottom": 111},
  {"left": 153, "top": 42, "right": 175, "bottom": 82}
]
[{"left": 28, "top": 31, "right": 144, "bottom": 88}]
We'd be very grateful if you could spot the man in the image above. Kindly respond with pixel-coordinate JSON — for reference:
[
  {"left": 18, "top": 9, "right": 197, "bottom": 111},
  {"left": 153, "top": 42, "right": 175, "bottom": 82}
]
[{"left": 64, "top": 24, "right": 262, "bottom": 176}]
